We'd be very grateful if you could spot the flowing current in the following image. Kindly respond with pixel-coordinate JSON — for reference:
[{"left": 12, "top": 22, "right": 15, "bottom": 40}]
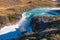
[{"left": 0, "top": 8, "right": 60, "bottom": 40}]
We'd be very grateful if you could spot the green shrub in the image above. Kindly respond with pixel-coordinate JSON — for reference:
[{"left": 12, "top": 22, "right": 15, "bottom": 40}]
[{"left": 7, "top": 13, "right": 17, "bottom": 22}]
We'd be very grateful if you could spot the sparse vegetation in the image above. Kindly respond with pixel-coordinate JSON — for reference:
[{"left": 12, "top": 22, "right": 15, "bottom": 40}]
[
  {"left": 7, "top": 13, "right": 21, "bottom": 23},
  {"left": 7, "top": 14, "right": 16, "bottom": 22}
]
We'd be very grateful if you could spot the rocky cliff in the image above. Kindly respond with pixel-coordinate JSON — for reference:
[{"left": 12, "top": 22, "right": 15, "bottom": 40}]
[{"left": 30, "top": 16, "right": 60, "bottom": 32}]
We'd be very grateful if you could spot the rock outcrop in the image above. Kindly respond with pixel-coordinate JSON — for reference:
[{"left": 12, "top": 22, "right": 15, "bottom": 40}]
[{"left": 30, "top": 16, "right": 60, "bottom": 32}]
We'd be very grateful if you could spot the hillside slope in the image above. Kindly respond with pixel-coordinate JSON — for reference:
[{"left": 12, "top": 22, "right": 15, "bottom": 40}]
[{"left": 0, "top": 0, "right": 60, "bottom": 28}]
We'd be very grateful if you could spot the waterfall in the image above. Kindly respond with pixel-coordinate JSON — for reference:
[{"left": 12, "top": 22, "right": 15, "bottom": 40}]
[
  {"left": 0, "top": 12, "right": 32, "bottom": 39},
  {"left": 0, "top": 8, "right": 60, "bottom": 40}
]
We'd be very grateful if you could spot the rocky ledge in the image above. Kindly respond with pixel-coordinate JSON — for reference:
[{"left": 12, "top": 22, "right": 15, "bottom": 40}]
[{"left": 30, "top": 16, "right": 60, "bottom": 32}]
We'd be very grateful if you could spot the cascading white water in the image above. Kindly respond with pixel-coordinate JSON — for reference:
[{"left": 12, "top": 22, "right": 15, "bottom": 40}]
[
  {"left": 0, "top": 12, "right": 33, "bottom": 40},
  {"left": 0, "top": 8, "right": 60, "bottom": 40}
]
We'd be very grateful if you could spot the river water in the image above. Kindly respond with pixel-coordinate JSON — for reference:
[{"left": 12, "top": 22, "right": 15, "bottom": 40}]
[{"left": 0, "top": 8, "right": 60, "bottom": 40}]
